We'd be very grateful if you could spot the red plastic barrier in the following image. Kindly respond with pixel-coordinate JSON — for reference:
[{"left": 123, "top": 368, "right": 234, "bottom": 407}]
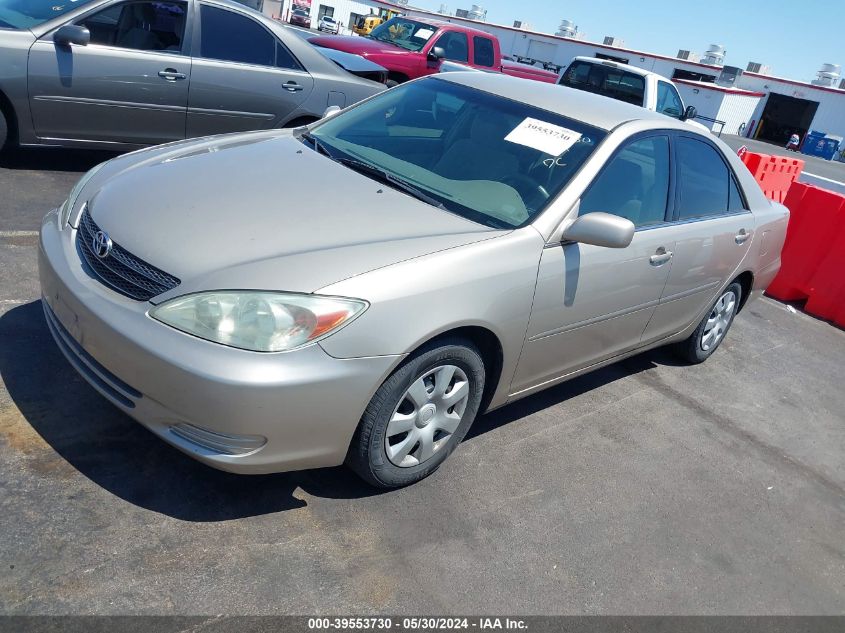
[
  {"left": 804, "top": 220, "right": 845, "bottom": 328},
  {"left": 766, "top": 182, "right": 845, "bottom": 327},
  {"left": 740, "top": 152, "right": 804, "bottom": 203}
]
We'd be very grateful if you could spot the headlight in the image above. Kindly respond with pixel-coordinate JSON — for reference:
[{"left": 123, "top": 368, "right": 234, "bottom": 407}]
[
  {"left": 61, "top": 161, "right": 108, "bottom": 225},
  {"left": 149, "top": 291, "right": 368, "bottom": 352}
]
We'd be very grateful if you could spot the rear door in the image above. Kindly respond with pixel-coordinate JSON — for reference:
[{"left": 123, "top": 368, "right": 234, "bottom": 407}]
[
  {"left": 28, "top": 0, "right": 191, "bottom": 145},
  {"left": 641, "top": 133, "right": 755, "bottom": 343},
  {"left": 186, "top": 3, "right": 313, "bottom": 137}
]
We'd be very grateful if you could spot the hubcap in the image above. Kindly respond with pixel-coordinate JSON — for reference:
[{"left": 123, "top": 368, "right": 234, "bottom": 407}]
[
  {"left": 385, "top": 364, "right": 470, "bottom": 468},
  {"left": 700, "top": 290, "right": 737, "bottom": 352}
]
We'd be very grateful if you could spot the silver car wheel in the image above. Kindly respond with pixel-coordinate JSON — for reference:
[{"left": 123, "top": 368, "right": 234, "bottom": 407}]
[
  {"left": 385, "top": 364, "right": 470, "bottom": 468},
  {"left": 700, "top": 290, "right": 737, "bottom": 352}
]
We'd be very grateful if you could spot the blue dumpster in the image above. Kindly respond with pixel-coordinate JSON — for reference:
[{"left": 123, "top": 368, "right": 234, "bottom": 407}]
[{"left": 802, "top": 131, "right": 842, "bottom": 160}]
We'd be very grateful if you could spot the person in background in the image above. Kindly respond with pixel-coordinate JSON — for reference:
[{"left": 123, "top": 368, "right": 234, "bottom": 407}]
[{"left": 786, "top": 132, "right": 801, "bottom": 152}]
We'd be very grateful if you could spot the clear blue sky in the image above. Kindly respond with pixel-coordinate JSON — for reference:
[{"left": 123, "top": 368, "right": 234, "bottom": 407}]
[{"left": 412, "top": 0, "right": 843, "bottom": 82}]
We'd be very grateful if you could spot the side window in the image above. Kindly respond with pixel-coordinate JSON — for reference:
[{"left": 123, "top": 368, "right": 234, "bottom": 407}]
[
  {"left": 200, "top": 5, "right": 294, "bottom": 69},
  {"left": 728, "top": 175, "right": 747, "bottom": 212},
  {"left": 580, "top": 136, "right": 671, "bottom": 227},
  {"left": 473, "top": 36, "right": 495, "bottom": 67},
  {"left": 656, "top": 81, "right": 684, "bottom": 118},
  {"left": 79, "top": 1, "right": 187, "bottom": 52},
  {"left": 435, "top": 31, "right": 469, "bottom": 63},
  {"left": 676, "top": 137, "right": 734, "bottom": 219}
]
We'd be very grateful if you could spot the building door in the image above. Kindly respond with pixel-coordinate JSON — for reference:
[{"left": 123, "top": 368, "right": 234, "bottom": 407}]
[
  {"left": 756, "top": 93, "right": 819, "bottom": 144},
  {"left": 318, "top": 4, "right": 334, "bottom": 19}
]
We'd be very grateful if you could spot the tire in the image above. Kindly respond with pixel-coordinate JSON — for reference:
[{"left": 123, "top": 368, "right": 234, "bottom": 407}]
[
  {"left": 0, "top": 108, "right": 8, "bottom": 153},
  {"left": 347, "top": 338, "right": 485, "bottom": 488},
  {"left": 674, "top": 282, "right": 742, "bottom": 364}
]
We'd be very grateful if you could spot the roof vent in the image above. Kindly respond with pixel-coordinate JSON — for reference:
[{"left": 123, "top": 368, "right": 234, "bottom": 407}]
[
  {"left": 702, "top": 44, "right": 725, "bottom": 66},
  {"left": 746, "top": 61, "right": 771, "bottom": 75},
  {"left": 603, "top": 36, "right": 624, "bottom": 48},
  {"left": 812, "top": 63, "right": 841, "bottom": 86},
  {"left": 556, "top": 19, "right": 577, "bottom": 37},
  {"left": 467, "top": 4, "right": 486, "bottom": 20},
  {"left": 677, "top": 49, "right": 700, "bottom": 62}
]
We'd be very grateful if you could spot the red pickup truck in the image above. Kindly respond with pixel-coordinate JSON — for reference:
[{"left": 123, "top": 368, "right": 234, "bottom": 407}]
[{"left": 310, "top": 16, "right": 558, "bottom": 86}]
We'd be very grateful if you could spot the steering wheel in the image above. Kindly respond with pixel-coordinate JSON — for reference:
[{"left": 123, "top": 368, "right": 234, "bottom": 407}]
[{"left": 502, "top": 174, "right": 550, "bottom": 209}]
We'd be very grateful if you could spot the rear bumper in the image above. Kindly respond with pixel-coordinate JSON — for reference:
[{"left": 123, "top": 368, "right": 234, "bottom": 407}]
[{"left": 38, "top": 209, "right": 402, "bottom": 474}]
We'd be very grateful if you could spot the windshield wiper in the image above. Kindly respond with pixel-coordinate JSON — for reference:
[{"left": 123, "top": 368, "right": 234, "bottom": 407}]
[
  {"left": 299, "top": 131, "right": 335, "bottom": 159},
  {"left": 335, "top": 157, "right": 446, "bottom": 210}
]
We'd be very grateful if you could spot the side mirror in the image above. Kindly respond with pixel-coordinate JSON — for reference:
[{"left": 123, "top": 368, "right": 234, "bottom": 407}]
[
  {"left": 427, "top": 46, "right": 445, "bottom": 62},
  {"left": 54, "top": 24, "right": 91, "bottom": 47},
  {"left": 322, "top": 105, "right": 342, "bottom": 119},
  {"left": 560, "top": 212, "right": 635, "bottom": 248},
  {"left": 682, "top": 105, "right": 697, "bottom": 121}
]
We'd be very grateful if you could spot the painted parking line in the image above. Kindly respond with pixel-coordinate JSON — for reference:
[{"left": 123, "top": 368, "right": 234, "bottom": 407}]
[
  {"left": 0, "top": 230, "right": 39, "bottom": 237},
  {"left": 803, "top": 172, "right": 845, "bottom": 187}
]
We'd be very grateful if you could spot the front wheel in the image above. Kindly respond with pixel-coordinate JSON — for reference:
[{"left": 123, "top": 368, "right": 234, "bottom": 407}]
[
  {"left": 674, "top": 282, "right": 742, "bottom": 363},
  {"left": 347, "top": 339, "right": 485, "bottom": 488}
]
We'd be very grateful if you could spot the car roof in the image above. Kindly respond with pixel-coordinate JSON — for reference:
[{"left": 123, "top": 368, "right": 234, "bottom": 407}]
[
  {"left": 433, "top": 72, "right": 673, "bottom": 131},
  {"left": 570, "top": 56, "right": 657, "bottom": 79}
]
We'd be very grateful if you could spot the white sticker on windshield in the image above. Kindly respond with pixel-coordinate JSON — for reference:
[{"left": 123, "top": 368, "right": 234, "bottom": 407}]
[
  {"left": 505, "top": 118, "right": 582, "bottom": 156},
  {"left": 415, "top": 28, "right": 434, "bottom": 40}
]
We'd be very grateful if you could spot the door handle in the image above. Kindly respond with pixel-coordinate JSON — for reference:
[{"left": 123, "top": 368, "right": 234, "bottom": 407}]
[
  {"left": 283, "top": 81, "right": 304, "bottom": 92},
  {"left": 735, "top": 228, "right": 751, "bottom": 244},
  {"left": 158, "top": 69, "right": 186, "bottom": 81},
  {"left": 649, "top": 247, "right": 673, "bottom": 266}
]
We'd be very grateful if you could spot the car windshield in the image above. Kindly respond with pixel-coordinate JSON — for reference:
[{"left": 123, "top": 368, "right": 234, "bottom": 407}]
[
  {"left": 0, "top": 0, "right": 99, "bottom": 29},
  {"left": 367, "top": 17, "right": 438, "bottom": 52},
  {"left": 560, "top": 60, "right": 646, "bottom": 107},
  {"left": 310, "top": 78, "right": 606, "bottom": 229}
]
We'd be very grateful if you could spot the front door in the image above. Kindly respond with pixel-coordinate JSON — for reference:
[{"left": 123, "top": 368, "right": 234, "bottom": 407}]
[
  {"left": 642, "top": 134, "right": 755, "bottom": 342},
  {"left": 28, "top": 0, "right": 190, "bottom": 145},
  {"left": 512, "top": 134, "right": 676, "bottom": 395},
  {"left": 186, "top": 4, "right": 313, "bottom": 137}
]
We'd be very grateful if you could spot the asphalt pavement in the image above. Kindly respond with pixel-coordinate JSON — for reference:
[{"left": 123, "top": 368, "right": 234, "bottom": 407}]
[{"left": 1, "top": 147, "right": 844, "bottom": 615}]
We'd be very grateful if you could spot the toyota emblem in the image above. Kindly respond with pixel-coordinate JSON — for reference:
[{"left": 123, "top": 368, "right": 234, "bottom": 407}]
[{"left": 92, "top": 230, "right": 113, "bottom": 259}]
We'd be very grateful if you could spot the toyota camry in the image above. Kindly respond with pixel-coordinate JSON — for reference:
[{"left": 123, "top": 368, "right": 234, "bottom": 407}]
[{"left": 39, "top": 73, "right": 788, "bottom": 487}]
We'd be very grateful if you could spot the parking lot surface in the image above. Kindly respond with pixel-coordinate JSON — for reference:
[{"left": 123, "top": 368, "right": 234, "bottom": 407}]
[{"left": 1, "top": 148, "right": 844, "bottom": 614}]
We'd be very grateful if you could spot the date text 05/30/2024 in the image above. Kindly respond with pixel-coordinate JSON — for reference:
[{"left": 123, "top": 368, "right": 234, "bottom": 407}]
[{"left": 308, "top": 617, "right": 529, "bottom": 630}]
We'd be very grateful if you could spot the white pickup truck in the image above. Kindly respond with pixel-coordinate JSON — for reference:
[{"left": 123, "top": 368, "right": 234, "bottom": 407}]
[{"left": 558, "top": 56, "right": 709, "bottom": 131}]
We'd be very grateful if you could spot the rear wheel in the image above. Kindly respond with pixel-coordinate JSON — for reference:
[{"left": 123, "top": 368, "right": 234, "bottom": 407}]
[
  {"left": 674, "top": 282, "right": 742, "bottom": 364},
  {"left": 347, "top": 338, "right": 485, "bottom": 488},
  {"left": 0, "top": 108, "right": 8, "bottom": 153}
]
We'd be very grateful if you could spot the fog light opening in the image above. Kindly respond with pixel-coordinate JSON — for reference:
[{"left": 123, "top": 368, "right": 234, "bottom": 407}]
[{"left": 169, "top": 422, "right": 267, "bottom": 456}]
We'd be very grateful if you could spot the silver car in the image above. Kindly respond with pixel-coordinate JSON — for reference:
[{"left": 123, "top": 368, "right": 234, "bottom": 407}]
[
  {"left": 39, "top": 73, "right": 788, "bottom": 488},
  {"left": 0, "top": 0, "right": 384, "bottom": 152}
]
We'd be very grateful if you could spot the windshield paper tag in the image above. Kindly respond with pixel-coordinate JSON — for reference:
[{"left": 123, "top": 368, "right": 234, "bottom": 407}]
[
  {"left": 415, "top": 29, "right": 434, "bottom": 40},
  {"left": 505, "top": 118, "right": 582, "bottom": 156}
]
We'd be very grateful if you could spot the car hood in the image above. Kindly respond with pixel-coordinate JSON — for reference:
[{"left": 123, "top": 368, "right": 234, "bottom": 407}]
[
  {"left": 81, "top": 131, "right": 500, "bottom": 298},
  {"left": 310, "top": 35, "right": 409, "bottom": 57}
]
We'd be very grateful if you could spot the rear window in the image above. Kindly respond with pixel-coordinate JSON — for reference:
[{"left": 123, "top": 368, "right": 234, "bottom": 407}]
[
  {"left": 559, "top": 60, "right": 646, "bottom": 107},
  {"left": 473, "top": 36, "right": 495, "bottom": 67}
]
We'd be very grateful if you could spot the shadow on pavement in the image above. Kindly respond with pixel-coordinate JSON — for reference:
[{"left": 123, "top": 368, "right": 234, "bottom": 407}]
[
  {"left": 0, "top": 300, "right": 678, "bottom": 522},
  {"left": 0, "top": 147, "right": 118, "bottom": 172}
]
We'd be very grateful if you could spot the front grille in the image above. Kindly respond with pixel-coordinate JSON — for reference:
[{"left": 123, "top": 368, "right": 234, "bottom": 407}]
[{"left": 76, "top": 208, "right": 180, "bottom": 301}]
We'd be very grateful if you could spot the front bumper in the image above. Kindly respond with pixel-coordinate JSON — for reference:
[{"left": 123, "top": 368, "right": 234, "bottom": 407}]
[{"left": 38, "top": 210, "right": 402, "bottom": 474}]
